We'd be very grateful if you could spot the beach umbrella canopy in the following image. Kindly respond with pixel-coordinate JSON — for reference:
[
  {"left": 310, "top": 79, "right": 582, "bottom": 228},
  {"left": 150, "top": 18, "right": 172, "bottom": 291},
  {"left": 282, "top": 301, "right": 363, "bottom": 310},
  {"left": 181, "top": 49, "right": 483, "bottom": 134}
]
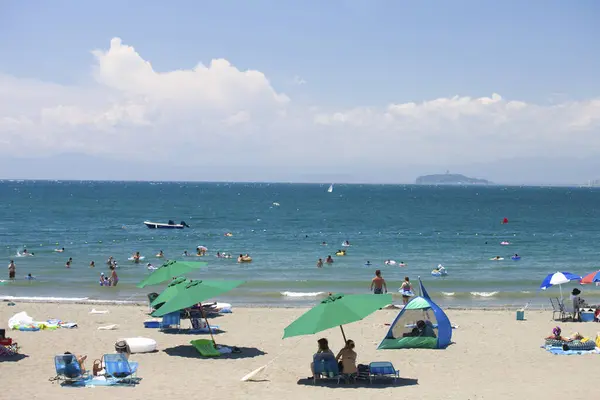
[
  {"left": 283, "top": 293, "right": 392, "bottom": 341},
  {"left": 540, "top": 272, "right": 581, "bottom": 290},
  {"left": 540, "top": 271, "right": 581, "bottom": 299},
  {"left": 150, "top": 277, "right": 189, "bottom": 307},
  {"left": 151, "top": 279, "right": 245, "bottom": 317},
  {"left": 136, "top": 260, "right": 207, "bottom": 288},
  {"left": 581, "top": 270, "right": 600, "bottom": 285}
]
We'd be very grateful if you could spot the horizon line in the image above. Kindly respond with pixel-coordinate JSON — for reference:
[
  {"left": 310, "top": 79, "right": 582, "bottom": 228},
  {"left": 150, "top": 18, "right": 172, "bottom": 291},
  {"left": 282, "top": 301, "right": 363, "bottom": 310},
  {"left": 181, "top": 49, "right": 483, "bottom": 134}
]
[{"left": 0, "top": 177, "right": 595, "bottom": 188}]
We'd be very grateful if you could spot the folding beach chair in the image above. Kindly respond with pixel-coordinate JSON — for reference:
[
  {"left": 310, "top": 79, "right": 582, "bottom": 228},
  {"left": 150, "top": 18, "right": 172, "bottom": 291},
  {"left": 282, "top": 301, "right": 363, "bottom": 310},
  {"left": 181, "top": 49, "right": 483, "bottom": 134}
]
[
  {"left": 190, "top": 339, "right": 221, "bottom": 357},
  {"left": 102, "top": 353, "right": 139, "bottom": 383},
  {"left": 52, "top": 354, "right": 88, "bottom": 384},
  {"left": 549, "top": 298, "right": 565, "bottom": 321},
  {"left": 369, "top": 361, "right": 399, "bottom": 383},
  {"left": 312, "top": 353, "right": 341, "bottom": 384}
]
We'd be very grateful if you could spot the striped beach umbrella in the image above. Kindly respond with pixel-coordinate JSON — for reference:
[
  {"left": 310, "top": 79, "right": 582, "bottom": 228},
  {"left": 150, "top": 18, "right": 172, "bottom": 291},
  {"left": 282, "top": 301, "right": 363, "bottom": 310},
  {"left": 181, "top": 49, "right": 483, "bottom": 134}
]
[{"left": 581, "top": 270, "right": 600, "bottom": 285}]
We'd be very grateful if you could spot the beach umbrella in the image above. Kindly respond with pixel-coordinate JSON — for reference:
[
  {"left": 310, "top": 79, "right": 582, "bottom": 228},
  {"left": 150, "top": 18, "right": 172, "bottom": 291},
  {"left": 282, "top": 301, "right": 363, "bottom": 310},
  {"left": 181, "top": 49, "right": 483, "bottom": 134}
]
[
  {"left": 136, "top": 260, "right": 207, "bottom": 288},
  {"left": 152, "top": 279, "right": 245, "bottom": 317},
  {"left": 152, "top": 279, "right": 245, "bottom": 346},
  {"left": 150, "top": 277, "right": 189, "bottom": 307},
  {"left": 283, "top": 293, "right": 392, "bottom": 341},
  {"left": 540, "top": 271, "right": 581, "bottom": 299},
  {"left": 581, "top": 270, "right": 600, "bottom": 285}
]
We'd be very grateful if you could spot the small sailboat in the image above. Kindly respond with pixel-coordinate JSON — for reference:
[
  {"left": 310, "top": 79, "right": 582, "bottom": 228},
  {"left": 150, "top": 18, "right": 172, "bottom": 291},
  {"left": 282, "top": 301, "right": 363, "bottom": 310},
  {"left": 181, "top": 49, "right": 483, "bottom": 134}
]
[{"left": 327, "top": 184, "right": 334, "bottom": 193}]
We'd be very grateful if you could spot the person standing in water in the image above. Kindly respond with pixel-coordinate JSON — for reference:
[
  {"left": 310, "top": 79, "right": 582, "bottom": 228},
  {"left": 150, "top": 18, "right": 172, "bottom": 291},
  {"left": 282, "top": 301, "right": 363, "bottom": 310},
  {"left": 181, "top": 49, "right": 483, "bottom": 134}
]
[
  {"left": 316, "top": 258, "right": 323, "bottom": 268},
  {"left": 370, "top": 270, "right": 387, "bottom": 294},
  {"left": 66, "top": 257, "right": 72, "bottom": 268},
  {"left": 8, "top": 260, "right": 16, "bottom": 280},
  {"left": 109, "top": 266, "right": 119, "bottom": 287}
]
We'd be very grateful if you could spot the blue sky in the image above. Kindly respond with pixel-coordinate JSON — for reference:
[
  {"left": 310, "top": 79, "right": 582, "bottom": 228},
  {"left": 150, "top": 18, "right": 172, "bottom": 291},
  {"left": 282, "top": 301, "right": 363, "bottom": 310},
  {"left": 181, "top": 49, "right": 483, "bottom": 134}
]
[{"left": 0, "top": 1, "right": 599, "bottom": 183}]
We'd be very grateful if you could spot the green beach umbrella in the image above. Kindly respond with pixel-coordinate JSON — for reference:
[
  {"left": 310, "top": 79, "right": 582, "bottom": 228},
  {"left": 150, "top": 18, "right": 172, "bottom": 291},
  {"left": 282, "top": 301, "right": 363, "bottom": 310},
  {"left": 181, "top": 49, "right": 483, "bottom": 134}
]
[
  {"left": 136, "top": 260, "right": 207, "bottom": 288},
  {"left": 283, "top": 293, "right": 393, "bottom": 341},
  {"left": 150, "top": 277, "right": 189, "bottom": 307},
  {"left": 151, "top": 279, "right": 245, "bottom": 317},
  {"left": 152, "top": 279, "right": 245, "bottom": 347}
]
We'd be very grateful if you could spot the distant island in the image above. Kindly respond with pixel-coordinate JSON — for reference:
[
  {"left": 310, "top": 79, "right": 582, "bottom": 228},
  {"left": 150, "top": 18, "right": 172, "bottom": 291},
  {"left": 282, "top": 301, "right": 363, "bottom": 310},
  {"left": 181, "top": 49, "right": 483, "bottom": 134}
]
[{"left": 415, "top": 173, "right": 492, "bottom": 185}]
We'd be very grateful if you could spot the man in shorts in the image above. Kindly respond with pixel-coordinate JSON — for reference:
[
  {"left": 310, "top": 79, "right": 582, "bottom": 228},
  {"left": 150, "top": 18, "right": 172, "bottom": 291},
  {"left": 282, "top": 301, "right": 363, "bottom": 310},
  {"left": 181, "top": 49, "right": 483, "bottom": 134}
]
[
  {"left": 370, "top": 270, "right": 387, "bottom": 294},
  {"left": 8, "top": 260, "right": 16, "bottom": 280}
]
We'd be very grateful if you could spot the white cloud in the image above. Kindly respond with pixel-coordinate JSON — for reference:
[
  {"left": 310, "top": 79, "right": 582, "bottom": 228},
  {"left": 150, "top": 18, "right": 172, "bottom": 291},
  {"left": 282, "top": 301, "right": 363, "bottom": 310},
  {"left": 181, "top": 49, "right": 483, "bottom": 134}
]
[{"left": 0, "top": 37, "right": 599, "bottom": 176}]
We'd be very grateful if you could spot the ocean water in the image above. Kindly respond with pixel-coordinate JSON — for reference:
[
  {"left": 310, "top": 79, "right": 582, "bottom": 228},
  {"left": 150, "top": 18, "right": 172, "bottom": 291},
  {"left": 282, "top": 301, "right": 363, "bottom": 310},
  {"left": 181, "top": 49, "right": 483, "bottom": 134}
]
[{"left": 1, "top": 180, "right": 599, "bottom": 308}]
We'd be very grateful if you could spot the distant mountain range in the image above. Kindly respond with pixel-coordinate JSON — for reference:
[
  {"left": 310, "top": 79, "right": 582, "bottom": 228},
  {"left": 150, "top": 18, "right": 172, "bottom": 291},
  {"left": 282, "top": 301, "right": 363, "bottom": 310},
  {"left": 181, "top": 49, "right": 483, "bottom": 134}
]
[{"left": 415, "top": 173, "right": 492, "bottom": 185}]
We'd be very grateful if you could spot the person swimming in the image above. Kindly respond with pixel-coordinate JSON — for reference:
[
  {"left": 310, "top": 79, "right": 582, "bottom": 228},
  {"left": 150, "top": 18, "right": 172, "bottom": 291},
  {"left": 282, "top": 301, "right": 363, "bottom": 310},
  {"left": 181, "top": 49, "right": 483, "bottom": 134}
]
[
  {"left": 89, "top": 261, "right": 95, "bottom": 268},
  {"left": 156, "top": 250, "right": 164, "bottom": 258},
  {"left": 365, "top": 261, "right": 372, "bottom": 266},
  {"left": 183, "top": 250, "right": 189, "bottom": 257},
  {"left": 326, "top": 255, "right": 334, "bottom": 264},
  {"left": 147, "top": 263, "right": 157, "bottom": 270},
  {"left": 26, "top": 273, "right": 35, "bottom": 281}
]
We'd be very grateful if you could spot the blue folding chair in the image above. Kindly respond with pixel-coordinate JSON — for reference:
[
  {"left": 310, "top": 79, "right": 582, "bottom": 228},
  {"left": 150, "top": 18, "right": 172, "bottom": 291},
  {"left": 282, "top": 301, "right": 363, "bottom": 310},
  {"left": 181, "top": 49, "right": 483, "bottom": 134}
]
[
  {"left": 52, "top": 354, "right": 88, "bottom": 384},
  {"left": 312, "top": 353, "right": 341, "bottom": 384},
  {"left": 103, "top": 353, "right": 139, "bottom": 383},
  {"left": 369, "top": 361, "right": 399, "bottom": 383},
  {"left": 159, "top": 311, "right": 181, "bottom": 330}
]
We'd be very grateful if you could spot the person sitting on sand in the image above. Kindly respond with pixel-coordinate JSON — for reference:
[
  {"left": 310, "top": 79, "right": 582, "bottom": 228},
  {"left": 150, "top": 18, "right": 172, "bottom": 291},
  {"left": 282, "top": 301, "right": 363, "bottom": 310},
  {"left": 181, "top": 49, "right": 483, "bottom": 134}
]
[
  {"left": 336, "top": 339, "right": 357, "bottom": 375},
  {"left": 546, "top": 326, "right": 571, "bottom": 342},
  {"left": 326, "top": 255, "right": 334, "bottom": 264},
  {"left": 63, "top": 351, "right": 87, "bottom": 375},
  {"left": 310, "top": 338, "right": 335, "bottom": 378}
]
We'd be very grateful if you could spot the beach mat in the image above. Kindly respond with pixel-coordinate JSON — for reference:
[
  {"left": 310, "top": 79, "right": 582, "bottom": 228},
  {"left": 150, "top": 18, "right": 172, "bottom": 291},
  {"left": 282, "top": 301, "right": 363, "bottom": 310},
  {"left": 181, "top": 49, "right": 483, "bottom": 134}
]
[
  {"left": 545, "top": 346, "right": 600, "bottom": 356},
  {"left": 62, "top": 376, "right": 141, "bottom": 387}
]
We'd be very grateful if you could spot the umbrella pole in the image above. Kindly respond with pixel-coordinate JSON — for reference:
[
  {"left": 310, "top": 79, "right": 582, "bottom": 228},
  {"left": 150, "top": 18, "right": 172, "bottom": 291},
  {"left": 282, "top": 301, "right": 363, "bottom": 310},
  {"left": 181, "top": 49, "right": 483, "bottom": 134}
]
[
  {"left": 200, "top": 304, "right": 217, "bottom": 347},
  {"left": 339, "top": 325, "right": 347, "bottom": 342}
]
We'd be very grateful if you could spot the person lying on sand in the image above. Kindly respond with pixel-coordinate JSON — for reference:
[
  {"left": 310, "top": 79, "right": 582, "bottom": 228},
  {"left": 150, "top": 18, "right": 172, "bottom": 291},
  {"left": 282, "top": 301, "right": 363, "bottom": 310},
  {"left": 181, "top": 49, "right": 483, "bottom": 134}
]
[{"left": 546, "top": 326, "right": 572, "bottom": 342}]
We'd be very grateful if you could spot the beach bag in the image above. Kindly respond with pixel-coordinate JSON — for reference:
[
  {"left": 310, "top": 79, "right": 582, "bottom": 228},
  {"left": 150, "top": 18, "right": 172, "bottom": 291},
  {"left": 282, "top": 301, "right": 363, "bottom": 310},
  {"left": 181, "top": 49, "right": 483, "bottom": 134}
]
[{"left": 357, "top": 364, "right": 370, "bottom": 381}]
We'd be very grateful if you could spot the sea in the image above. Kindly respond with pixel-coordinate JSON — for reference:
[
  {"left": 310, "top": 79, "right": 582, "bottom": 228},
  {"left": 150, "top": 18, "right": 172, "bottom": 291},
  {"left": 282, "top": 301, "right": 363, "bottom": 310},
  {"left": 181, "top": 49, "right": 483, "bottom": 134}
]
[{"left": 1, "top": 180, "right": 599, "bottom": 309}]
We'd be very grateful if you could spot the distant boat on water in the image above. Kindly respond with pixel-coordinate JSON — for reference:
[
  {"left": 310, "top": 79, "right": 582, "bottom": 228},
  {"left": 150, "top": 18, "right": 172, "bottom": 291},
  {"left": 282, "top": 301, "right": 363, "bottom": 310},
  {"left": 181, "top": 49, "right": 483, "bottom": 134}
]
[
  {"left": 144, "top": 220, "right": 190, "bottom": 229},
  {"left": 327, "top": 184, "right": 334, "bottom": 193}
]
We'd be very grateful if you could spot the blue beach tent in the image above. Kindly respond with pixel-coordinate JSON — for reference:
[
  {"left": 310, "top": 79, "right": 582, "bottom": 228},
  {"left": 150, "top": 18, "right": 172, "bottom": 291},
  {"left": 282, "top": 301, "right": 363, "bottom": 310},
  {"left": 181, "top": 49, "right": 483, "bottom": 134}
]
[{"left": 378, "top": 279, "right": 452, "bottom": 349}]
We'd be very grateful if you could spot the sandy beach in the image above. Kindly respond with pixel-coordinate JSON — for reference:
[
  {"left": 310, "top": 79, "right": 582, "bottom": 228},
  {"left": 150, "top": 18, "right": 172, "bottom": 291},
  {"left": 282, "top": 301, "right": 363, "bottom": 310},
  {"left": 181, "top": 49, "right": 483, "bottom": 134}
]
[{"left": 1, "top": 302, "right": 598, "bottom": 400}]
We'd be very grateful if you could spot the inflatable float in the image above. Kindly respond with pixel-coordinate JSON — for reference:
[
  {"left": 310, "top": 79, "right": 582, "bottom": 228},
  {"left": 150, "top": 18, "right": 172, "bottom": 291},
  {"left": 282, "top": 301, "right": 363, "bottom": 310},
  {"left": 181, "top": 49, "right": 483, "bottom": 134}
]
[
  {"left": 238, "top": 256, "right": 252, "bottom": 263},
  {"left": 123, "top": 337, "right": 157, "bottom": 354},
  {"left": 431, "top": 265, "right": 448, "bottom": 277},
  {"left": 128, "top": 256, "right": 146, "bottom": 261},
  {"left": 341, "top": 242, "right": 351, "bottom": 247},
  {"left": 335, "top": 251, "right": 346, "bottom": 256},
  {"left": 511, "top": 256, "right": 521, "bottom": 260},
  {"left": 384, "top": 260, "right": 396, "bottom": 266},
  {"left": 500, "top": 241, "right": 510, "bottom": 245},
  {"left": 490, "top": 257, "right": 504, "bottom": 261},
  {"left": 399, "top": 289, "right": 415, "bottom": 297}
]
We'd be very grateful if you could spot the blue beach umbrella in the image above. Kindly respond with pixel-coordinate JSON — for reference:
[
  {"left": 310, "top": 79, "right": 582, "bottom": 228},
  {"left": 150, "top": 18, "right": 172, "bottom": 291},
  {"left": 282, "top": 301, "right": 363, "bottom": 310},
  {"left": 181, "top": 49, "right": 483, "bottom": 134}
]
[{"left": 540, "top": 271, "right": 581, "bottom": 299}]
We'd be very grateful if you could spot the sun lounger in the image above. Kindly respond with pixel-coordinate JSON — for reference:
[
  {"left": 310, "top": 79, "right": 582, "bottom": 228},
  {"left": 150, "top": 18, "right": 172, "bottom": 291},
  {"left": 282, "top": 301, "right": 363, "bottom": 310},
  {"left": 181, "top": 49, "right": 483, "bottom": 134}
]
[
  {"left": 190, "top": 339, "right": 221, "bottom": 357},
  {"left": 369, "top": 361, "right": 399, "bottom": 383},
  {"left": 312, "top": 353, "right": 341, "bottom": 384},
  {"left": 52, "top": 354, "right": 88, "bottom": 384},
  {"left": 102, "top": 353, "right": 139, "bottom": 383}
]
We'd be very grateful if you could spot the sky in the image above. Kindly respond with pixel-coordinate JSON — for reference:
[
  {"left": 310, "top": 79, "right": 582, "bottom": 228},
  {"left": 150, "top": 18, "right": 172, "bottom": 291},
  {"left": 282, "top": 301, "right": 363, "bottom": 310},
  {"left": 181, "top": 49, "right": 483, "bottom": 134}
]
[{"left": 0, "top": 1, "right": 599, "bottom": 184}]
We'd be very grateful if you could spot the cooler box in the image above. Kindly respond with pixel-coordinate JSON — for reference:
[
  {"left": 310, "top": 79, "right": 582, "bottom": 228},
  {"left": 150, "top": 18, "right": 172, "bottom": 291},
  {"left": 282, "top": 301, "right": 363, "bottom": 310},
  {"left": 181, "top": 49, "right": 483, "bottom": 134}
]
[
  {"left": 516, "top": 310, "right": 525, "bottom": 321},
  {"left": 580, "top": 312, "right": 594, "bottom": 322},
  {"left": 144, "top": 320, "right": 160, "bottom": 328}
]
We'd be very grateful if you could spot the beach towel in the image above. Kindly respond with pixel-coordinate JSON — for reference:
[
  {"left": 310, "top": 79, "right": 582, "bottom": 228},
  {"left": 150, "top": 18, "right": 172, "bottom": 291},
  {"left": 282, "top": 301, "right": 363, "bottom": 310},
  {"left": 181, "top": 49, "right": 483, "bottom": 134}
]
[
  {"left": 190, "top": 339, "right": 221, "bottom": 357},
  {"left": 545, "top": 346, "right": 600, "bottom": 356}
]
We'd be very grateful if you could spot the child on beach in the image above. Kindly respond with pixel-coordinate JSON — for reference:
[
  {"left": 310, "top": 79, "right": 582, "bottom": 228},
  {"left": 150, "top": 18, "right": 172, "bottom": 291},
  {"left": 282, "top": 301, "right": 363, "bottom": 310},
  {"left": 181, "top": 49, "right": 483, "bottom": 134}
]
[{"left": 316, "top": 258, "right": 323, "bottom": 268}]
